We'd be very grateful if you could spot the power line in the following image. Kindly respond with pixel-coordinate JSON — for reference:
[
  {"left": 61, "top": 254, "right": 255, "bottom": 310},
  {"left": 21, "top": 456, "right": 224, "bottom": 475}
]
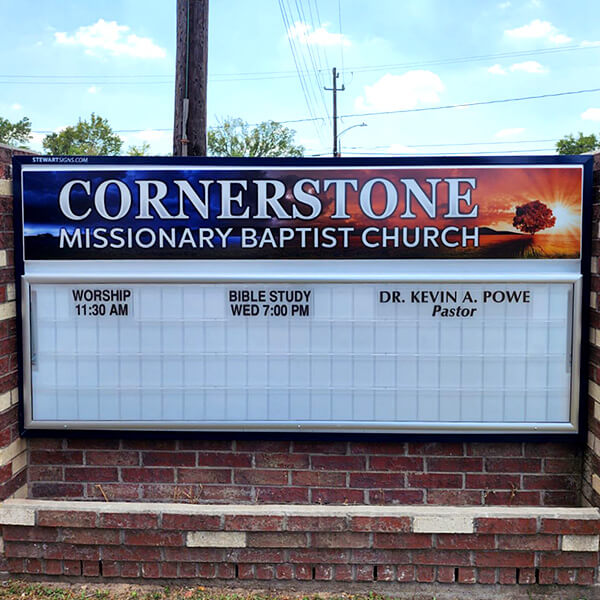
[
  {"left": 265, "top": 86, "right": 600, "bottom": 124},
  {"left": 309, "top": 148, "right": 558, "bottom": 156}
]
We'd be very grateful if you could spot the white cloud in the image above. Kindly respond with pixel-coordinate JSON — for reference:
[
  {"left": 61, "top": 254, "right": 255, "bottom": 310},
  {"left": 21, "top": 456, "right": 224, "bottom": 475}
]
[
  {"left": 498, "top": 1, "right": 511, "bottom": 8},
  {"left": 386, "top": 143, "right": 414, "bottom": 155},
  {"left": 494, "top": 127, "right": 525, "bottom": 139},
  {"left": 288, "top": 21, "right": 351, "bottom": 47},
  {"left": 355, "top": 71, "right": 444, "bottom": 112},
  {"left": 10, "top": 103, "right": 22, "bottom": 110},
  {"left": 55, "top": 19, "right": 166, "bottom": 59},
  {"left": 122, "top": 129, "right": 171, "bottom": 154},
  {"left": 504, "top": 19, "right": 571, "bottom": 44},
  {"left": 582, "top": 108, "right": 600, "bottom": 121},
  {"left": 87, "top": 86, "right": 100, "bottom": 94},
  {"left": 509, "top": 60, "right": 547, "bottom": 73},
  {"left": 581, "top": 40, "right": 600, "bottom": 47},
  {"left": 488, "top": 64, "right": 507, "bottom": 75},
  {"left": 28, "top": 132, "right": 46, "bottom": 150}
]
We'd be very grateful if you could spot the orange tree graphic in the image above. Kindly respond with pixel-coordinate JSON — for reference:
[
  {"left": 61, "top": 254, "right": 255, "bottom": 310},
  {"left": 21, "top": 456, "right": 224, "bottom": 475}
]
[{"left": 513, "top": 200, "right": 556, "bottom": 235}]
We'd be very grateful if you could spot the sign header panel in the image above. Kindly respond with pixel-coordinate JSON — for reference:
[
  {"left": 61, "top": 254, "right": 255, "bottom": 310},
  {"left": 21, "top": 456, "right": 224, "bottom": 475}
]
[{"left": 21, "top": 163, "right": 583, "bottom": 260}]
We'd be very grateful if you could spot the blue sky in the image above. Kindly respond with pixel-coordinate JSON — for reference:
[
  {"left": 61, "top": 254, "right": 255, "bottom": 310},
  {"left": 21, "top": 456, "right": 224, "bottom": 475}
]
[{"left": 1, "top": 0, "right": 599, "bottom": 156}]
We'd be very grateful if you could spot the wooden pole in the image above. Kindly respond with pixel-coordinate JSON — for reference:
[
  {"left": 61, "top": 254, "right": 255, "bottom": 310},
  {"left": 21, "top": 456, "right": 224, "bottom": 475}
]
[{"left": 173, "top": 0, "right": 209, "bottom": 156}]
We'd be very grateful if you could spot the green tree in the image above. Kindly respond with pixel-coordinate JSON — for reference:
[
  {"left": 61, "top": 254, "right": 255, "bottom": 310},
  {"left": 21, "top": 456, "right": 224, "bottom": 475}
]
[
  {"left": 556, "top": 132, "right": 599, "bottom": 155},
  {"left": 0, "top": 116, "right": 31, "bottom": 146},
  {"left": 126, "top": 141, "right": 151, "bottom": 156},
  {"left": 208, "top": 118, "right": 304, "bottom": 157},
  {"left": 42, "top": 113, "right": 123, "bottom": 155}
]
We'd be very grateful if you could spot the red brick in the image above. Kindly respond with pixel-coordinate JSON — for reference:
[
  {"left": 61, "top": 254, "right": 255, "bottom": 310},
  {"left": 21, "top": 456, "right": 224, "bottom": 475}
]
[
  {"left": 124, "top": 531, "right": 184, "bottom": 546},
  {"left": 255, "top": 486, "right": 309, "bottom": 503},
  {"left": 247, "top": 532, "right": 307, "bottom": 548},
  {"left": 101, "top": 561, "right": 120, "bottom": 577},
  {"left": 68, "top": 439, "right": 120, "bottom": 450},
  {"left": 288, "top": 549, "right": 351, "bottom": 564},
  {"left": 87, "top": 483, "right": 140, "bottom": 500},
  {"left": 474, "top": 551, "right": 535, "bottom": 567},
  {"left": 103, "top": 546, "right": 161, "bottom": 561},
  {"left": 164, "top": 547, "right": 223, "bottom": 562},
  {"left": 427, "top": 490, "right": 482, "bottom": 505},
  {"left": 65, "top": 467, "right": 118, "bottom": 482},
  {"left": 369, "top": 489, "right": 424, "bottom": 504},
  {"left": 178, "top": 439, "right": 232, "bottom": 451},
  {"left": 62, "top": 560, "right": 81, "bottom": 576},
  {"left": 142, "top": 562, "right": 161, "bottom": 578},
  {"left": 6, "top": 558, "right": 24, "bottom": 573},
  {"left": 311, "top": 455, "right": 366, "bottom": 470},
  {"left": 30, "top": 483, "right": 84, "bottom": 498},
  {"left": 543, "top": 491, "right": 578, "bottom": 506},
  {"left": 312, "top": 532, "right": 369, "bottom": 548},
  {"left": 37, "top": 510, "right": 96, "bottom": 527},
  {"left": 544, "top": 458, "right": 580, "bottom": 473},
  {"left": 368, "top": 456, "right": 423, "bottom": 470},
  {"left": 121, "top": 467, "right": 174, "bottom": 483},
  {"left": 236, "top": 439, "right": 290, "bottom": 452},
  {"left": 122, "top": 439, "right": 177, "bottom": 450},
  {"left": 350, "top": 516, "right": 410, "bottom": 532},
  {"left": 99, "top": 513, "right": 159, "bottom": 529},
  {"left": 62, "top": 528, "right": 120, "bottom": 545},
  {"left": 292, "top": 470, "right": 346, "bottom": 487},
  {"left": 413, "top": 549, "right": 471, "bottom": 566},
  {"left": 162, "top": 514, "right": 222, "bottom": 530},
  {"left": 86, "top": 451, "right": 139, "bottom": 466},
  {"left": 555, "top": 568, "right": 577, "bottom": 585},
  {"left": 117, "top": 562, "right": 139, "bottom": 577},
  {"left": 352, "top": 549, "right": 410, "bottom": 564},
  {"left": 408, "top": 442, "right": 463, "bottom": 456},
  {"left": 28, "top": 466, "right": 63, "bottom": 481},
  {"left": 476, "top": 518, "right": 537, "bottom": 534},
  {"left": 537, "top": 568, "right": 555, "bottom": 585},
  {"left": 397, "top": 565, "right": 414, "bottom": 582},
  {"left": 30, "top": 450, "right": 83, "bottom": 465},
  {"left": 255, "top": 452, "right": 308, "bottom": 469},
  {"left": 197, "top": 452, "right": 252, "bottom": 467},
  {"left": 234, "top": 469, "right": 288, "bottom": 485},
  {"left": 334, "top": 564, "right": 354, "bottom": 581},
  {"left": 457, "top": 567, "right": 476, "bottom": 583},
  {"left": 350, "top": 472, "right": 406, "bottom": 488},
  {"left": 160, "top": 563, "right": 178, "bottom": 578},
  {"left": 485, "top": 458, "right": 542, "bottom": 472},
  {"left": 255, "top": 565, "right": 275, "bottom": 580},
  {"left": 142, "top": 451, "right": 195, "bottom": 466},
  {"left": 225, "top": 515, "right": 284, "bottom": 531},
  {"left": 217, "top": 563, "right": 235, "bottom": 578},
  {"left": 178, "top": 468, "right": 231, "bottom": 484},
  {"left": 416, "top": 565, "right": 435, "bottom": 582},
  {"left": 238, "top": 564, "right": 255, "bottom": 579},
  {"left": 295, "top": 564, "right": 312, "bottom": 580},
  {"left": 350, "top": 442, "right": 406, "bottom": 455},
  {"left": 515, "top": 567, "right": 536, "bottom": 584},
  {"left": 540, "top": 518, "right": 600, "bottom": 534},
  {"left": 484, "top": 491, "right": 541, "bottom": 505},
  {"left": 376, "top": 565, "right": 395, "bottom": 581},
  {"left": 576, "top": 568, "right": 595, "bottom": 585},
  {"left": 407, "top": 473, "right": 462, "bottom": 488},
  {"left": 195, "top": 484, "right": 252, "bottom": 502},
  {"left": 356, "top": 564, "right": 374, "bottom": 581},
  {"left": 524, "top": 442, "right": 578, "bottom": 457},
  {"left": 436, "top": 534, "right": 495, "bottom": 550},
  {"left": 293, "top": 441, "right": 348, "bottom": 454},
  {"left": 465, "top": 474, "right": 520, "bottom": 489},
  {"left": 182, "top": 563, "right": 201, "bottom": 577},
  {"left": 538, "top": 552, "right": 598, "bottom": 568},
  {"left": 373, "top": 533, "right": 432, "bottom": 549},
  {"left": 2, "top": 526, "right": 58, "bottom": 542},
  {"left": 427, "top": 457, "right": 483, "bottom": 472},
  {"left": 311, "top": 487, "right": 364, "bottom": 504},
  {"left": 275, "top": 564, "right": 294, "bottom": 580},
  {"left": 286, "top": 516, "right": 347, "bottom": 531},
  {"left": 497, "top": 535, "right": 558, "bottom": 551},
  {"left": 522, "top": 475, "right": 578, "bottom": 490},
  {"left": 498, "top": 567, "right": 517, "bottom": 584},
  {"left": 82, "top": 561, "right": 100, "bottom": 577},
  {"left": 477, "top": 567, "right": 496, "bottom": 584},
  {"left": 45, "top": 560, "right": 63, "bottom": 575}
]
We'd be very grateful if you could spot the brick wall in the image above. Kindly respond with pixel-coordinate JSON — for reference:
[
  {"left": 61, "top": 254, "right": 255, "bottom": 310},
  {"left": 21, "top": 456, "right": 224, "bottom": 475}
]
[
  {"left": 1, "top": 500, "right": 598, "bottom": 586},
  {"left": 28, "top": 438, "right": 581, "bottom": 506},
  {"left": 0, "top": 145, "right": 28, "bottom": 502},
  {"left": 583, "top": 151, "right": 600, "bottom": 505}
]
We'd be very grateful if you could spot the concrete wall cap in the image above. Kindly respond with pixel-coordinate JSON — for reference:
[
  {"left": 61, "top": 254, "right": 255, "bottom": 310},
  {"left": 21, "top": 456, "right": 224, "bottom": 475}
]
[
  {"left": 561, "top": 534, "right": 600, "bottom": 552},
  {"left": 187, "top": 531, "right": 247, "bottom": 548},
  {"left": 2, "top": 499, "right": 599, "bottom": 521}
]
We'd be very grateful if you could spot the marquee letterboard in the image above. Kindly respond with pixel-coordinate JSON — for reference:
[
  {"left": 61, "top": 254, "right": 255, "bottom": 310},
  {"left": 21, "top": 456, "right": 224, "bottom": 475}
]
[{"left": 14, "top": 156, "right": 592, "bottom": 434}]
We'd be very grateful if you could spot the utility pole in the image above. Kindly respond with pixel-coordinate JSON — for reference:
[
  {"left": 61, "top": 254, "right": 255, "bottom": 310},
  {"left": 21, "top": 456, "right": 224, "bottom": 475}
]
[
  {"left": 324, "top": 67, "right": 345, "bottom": 157},
  {"left": 173, "top": 0, "right": 209, "bottom": 156}
]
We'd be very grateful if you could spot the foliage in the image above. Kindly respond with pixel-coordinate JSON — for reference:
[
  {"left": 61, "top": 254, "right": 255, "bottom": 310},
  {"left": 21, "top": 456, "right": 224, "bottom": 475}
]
[
  {"left": 0, "top": 116, "right": 31, "bottom": 146},
  {"left": 555, "top": 131, "right": 599, "bottom": 155},
  {"left": 127, "top": 141, "right": 152, "bottom": 156},
  {"left": 513, "top": 200, "right": 556, "bottom": 235},
  {"left": 208, "top": 117, "right": 304, "bottom": 157},
  {"left": 42, "top": 113, "right": 123, "bottom": 155}
]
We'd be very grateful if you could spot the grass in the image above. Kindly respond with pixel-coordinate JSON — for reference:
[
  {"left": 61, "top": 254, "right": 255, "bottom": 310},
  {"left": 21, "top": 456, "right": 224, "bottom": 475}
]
[{"left": 0, "top": 583, "right": 404, "bottom": 600}]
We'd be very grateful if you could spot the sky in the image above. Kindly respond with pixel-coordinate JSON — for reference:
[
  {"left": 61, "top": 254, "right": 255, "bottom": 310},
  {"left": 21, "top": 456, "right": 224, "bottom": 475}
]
[{"left": 1, "top": 0, "right": 599, "bottom": 157}]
